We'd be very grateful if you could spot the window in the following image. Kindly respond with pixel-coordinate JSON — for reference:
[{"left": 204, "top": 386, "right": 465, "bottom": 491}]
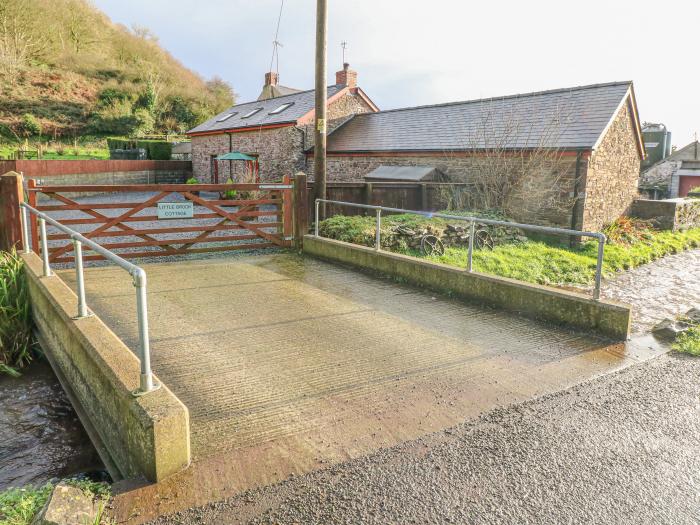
[
  {"left": 216, "top": 112, "right": 237, "bottom": 122},
  {"left": 241, "top": 107, "right": 263, "bottom": 119},
  {"left": 269, "top": 102, "right": 294, "bottom": 115}
]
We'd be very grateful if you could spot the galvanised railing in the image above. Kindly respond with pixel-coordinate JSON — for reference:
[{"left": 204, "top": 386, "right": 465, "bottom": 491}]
[
  {"left": 314, "top": 199, "right": 607, "bottom": 300},
  {"left": 20, "top": 202, "right": 159, "bottom": 395}
]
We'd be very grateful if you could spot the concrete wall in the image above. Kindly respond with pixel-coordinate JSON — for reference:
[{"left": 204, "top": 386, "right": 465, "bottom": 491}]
[
  {"left": 22, "top": 253, "right": 190, "bottom": 482},
  {"left": 631, "top": 198, "right": 700, "bottom": 231},
  {"left": 303, "top": 236, "right": 631, "bottom": 340}
]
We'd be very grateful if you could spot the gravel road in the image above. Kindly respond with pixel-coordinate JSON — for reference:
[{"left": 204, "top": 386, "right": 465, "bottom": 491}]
[
  {"left": 149, "top": 352, "right": 700, "bottom": 525},
  {"left": 37, "top": 191, "right": 282, "bottom": 269}
]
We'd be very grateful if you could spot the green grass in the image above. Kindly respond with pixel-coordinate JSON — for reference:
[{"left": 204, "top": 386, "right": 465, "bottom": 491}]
[
  {"left": 0, "top": 479, "right": 110, "bottom": 525},
  {"left": 0, "top": 250, "right": 35, "bottom": 377},
  {"left": 673, "top": 326, "right": 700, "bottom": 356},
  {"left": 0, "top": 143, "right": 110, "bottom": 160},
  {"left": 319, "top": 215, "right": 700, "bottom": 288}
]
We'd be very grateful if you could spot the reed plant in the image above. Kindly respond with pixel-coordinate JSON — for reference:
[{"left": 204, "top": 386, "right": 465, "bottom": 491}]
[{"left": 0, "top": 249, "right": 35, "bottom": 377}]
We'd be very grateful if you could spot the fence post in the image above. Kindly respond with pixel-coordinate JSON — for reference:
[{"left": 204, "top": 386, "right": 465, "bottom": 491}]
[
  {"left": 0, "top": 172, "right": 25, "bottom": 252},
  {"left": 27, "top": 179, "right": 39, "bottom": 253},
  {"left": 282, "top": 174, "right": 293, "bottom": 241},
  {"left": 292, "top": 172, "right": 309, "bottom": 250},
  {"left": 467, "top": 220, "right": 475, "bottom": 272}
]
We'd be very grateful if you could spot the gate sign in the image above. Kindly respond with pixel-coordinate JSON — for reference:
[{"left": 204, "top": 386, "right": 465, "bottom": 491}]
[{"left": 157, "top": 202, "right": 193, "bottom": 219}]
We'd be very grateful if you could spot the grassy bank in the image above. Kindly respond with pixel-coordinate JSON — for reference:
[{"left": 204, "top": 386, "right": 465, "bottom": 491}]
[
  {"left": 318, "top": 214, "right": 700, "bottom": 289},
  {"left": 0, "top": 250, "right": 36, "bottom": 377},
  {"left": 0, "top": 478, "right": 109, "bottom": 525}
]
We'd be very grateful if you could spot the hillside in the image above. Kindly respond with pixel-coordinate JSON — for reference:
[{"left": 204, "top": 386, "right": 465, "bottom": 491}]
[{"left": 0, "top": 0, "right": 235, "bottom": 145}]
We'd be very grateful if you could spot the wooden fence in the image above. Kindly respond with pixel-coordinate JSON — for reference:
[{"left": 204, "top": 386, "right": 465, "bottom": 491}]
[{"left": 304, "top": 181, "right": 472, "bottom": 220}]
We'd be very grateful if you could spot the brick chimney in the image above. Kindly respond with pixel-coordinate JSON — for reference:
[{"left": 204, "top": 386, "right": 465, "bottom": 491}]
[
  {"left": 335, "top": 63, "right": 357, "bottom": 88},
  {"left": 264, "top": 71, "right": 279, "bottom": 86}
]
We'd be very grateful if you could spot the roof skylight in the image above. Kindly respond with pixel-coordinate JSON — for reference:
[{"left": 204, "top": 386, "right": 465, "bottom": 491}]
[
  {"left": 216, "top": 112, "right": 237, "bottom": 122},
  {"left": 269, "top": 102, "right": 294, "bottom": 115},
  {"left": 241, "top": 108, "right": 263, "bottom": 119}
]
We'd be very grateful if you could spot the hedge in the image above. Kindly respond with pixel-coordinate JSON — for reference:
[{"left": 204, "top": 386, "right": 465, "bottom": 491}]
[{"left": 106, "top": 138, "right": 173, "bottom": 160}]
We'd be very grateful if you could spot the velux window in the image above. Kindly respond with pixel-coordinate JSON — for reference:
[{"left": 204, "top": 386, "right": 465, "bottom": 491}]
[
  {"left": 269, "top": 102, "right": 294, "bottom": 115},
  {"left": 216, "top": 112, "right": 237, "bottom": 122},
  {"left": 241, "top": 107, "right": 263, "bottom": 119}
]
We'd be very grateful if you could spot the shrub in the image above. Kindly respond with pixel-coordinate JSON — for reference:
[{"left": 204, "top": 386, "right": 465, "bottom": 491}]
[
  {"left": 673, "top": 325, "right": 700, "bottom": 356},
  {"left": 223, "top": 177, "right": 237, "bottom": 199},
  {"left": 20, "top": 114, "right": 42, "bottom": 136},
  {"left": 602, "top": 216, "right": 654, "bottom": 245},
  {"left": 186, "top": 177, "right": 198, "bottom": 184},
  {"left": 0, "top": 250, "right": 35, "bottom": 377}
]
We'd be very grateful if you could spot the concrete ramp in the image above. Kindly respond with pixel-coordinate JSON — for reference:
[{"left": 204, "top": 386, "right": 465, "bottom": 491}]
[{"left": 58, "top": 254, "right": 662, "bottom": 522}]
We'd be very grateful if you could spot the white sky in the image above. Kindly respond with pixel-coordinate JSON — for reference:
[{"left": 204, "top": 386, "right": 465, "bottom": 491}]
[{"left": 94, "top": 0, "right": 699, "bottom": 146}]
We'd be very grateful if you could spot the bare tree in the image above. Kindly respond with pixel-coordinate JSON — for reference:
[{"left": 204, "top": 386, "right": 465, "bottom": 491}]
[
  {"left": 443, "top": 97, "right": 579, "bottom": 223},
  {"left": 0, "top": 1, "right": 48, "bottom": 71}
]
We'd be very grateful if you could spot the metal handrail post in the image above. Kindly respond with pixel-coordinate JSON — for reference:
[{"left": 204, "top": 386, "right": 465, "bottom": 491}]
[
  {"left": 39, "top": 217, "right": 51, "bottom": 277},
  {"left": 314, "top": 199, "right": 320, "bottom": 237},
  {"left": 467, "top": 220, "right": 475, "bottom": 272},
  {"left": 593, "top": 236, "right": 606, "bottom": 300},
  {"left": 133, "top": 269, "right": 155, "bottom": 393},
  {"left": 21, "top": 206, "right": 31, "bottom": 254},
  {"left": 375, "top": 209, "right": 382, "bottom": 251},
  {"left": 73, "top": 239, "right": 89, "bottom": 318}
]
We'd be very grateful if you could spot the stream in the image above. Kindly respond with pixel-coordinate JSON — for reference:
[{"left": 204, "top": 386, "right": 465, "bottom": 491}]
[{"left": 0, "top": 359, "right": 103, "bottom": 491}]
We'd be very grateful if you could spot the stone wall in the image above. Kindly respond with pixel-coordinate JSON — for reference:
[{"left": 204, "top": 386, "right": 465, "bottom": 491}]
[
  {"left": 191, "top": 91, "right": 374, "bottom": 183},
  {"left": 631, "top": 198, "right": 700, "bottom": 230},
  {"left": 308, "top": 153, "right": 579, "bottom": 228},
  {"left": 580, "top": 101, "right": 642, "bottom": 231},
  {"left": 191, "top": 126, "right": 304, "bottom": 183},
  {"left": 302, "top": 91, "right": 375, "bottom": 150},
  {"left": 639, "top": 159, "right": 679, "bottom": 193}
]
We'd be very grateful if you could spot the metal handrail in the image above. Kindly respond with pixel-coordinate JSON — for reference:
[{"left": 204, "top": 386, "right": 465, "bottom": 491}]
[
  {"left": 314, "top": 199, "right": 607, "bottom": 300},
  {"left": 20, "top": 202, "right": 159, "bottom": 395}
]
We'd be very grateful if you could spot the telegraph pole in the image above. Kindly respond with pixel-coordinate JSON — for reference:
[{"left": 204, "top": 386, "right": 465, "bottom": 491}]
[{"left": 313, "top": 0, "right": 327, "bottom": 215}]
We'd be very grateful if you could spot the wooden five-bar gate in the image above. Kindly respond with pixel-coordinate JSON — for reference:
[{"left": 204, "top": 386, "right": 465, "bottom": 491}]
[{"left": 24, "top": 174, "right": 308, "bottom": 264}]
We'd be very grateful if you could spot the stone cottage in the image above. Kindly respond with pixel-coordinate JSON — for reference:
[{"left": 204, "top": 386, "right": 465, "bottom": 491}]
[
  {"left": 190, "top": 77, "right": 644, "bottom": 231},
  {"left": 187, "top": 64, "right": 378, "bottom": 183},
  {"left": 640, "top": 140, "right": 700, "bottom": 198}
]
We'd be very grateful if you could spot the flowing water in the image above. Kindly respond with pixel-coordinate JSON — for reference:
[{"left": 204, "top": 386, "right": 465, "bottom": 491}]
[{"left": 0, "top": 359, "right": 103, "bottom": 490}]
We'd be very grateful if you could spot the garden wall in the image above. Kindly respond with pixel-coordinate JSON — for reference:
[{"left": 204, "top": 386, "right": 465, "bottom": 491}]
[
  {"left": 0, "top": 160, "right": 191, "bottom": 185},
  {"left": 630, "top": 198, "right": 700, "bottom": 231}
]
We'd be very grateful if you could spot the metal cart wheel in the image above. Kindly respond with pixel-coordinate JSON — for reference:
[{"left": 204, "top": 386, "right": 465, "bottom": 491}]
[
  {"left": 474, "top": 229, "right": 494, "bottom": 250},
  {"left": 420, "top": 235, "right": 445, "bottom": 256}
]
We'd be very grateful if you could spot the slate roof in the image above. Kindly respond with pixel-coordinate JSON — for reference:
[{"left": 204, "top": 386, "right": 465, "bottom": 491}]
[
  {"left": 324, "top": 82, "right": 635, "bottom": 153},
  {"left": 188, "top": 85, "right": 344, "bottom": 135}
]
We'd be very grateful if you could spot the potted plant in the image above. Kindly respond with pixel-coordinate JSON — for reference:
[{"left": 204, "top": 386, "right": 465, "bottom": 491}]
[
  {"left": 186, "top": 176, "right": 200, "bottom": 197},
  {"left": 220, "top": 176, "right": 237, "bottom": 201}
]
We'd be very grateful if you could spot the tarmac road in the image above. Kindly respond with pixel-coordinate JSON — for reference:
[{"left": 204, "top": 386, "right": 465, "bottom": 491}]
[{"left": 149, "top": 351, "right": 700, "bottom": 525}]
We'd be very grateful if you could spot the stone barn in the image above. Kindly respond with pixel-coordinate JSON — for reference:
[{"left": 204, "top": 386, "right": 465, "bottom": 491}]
[
  {"left": 308, "top": 82, "right": 645, "bottom": 231},
  {"left": 189, "top": 77, "right": 644, "bottom": 231}
]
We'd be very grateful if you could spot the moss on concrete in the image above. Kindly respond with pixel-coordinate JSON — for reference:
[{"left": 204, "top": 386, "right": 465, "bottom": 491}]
[{"left": 303, "top": 236, "right": 631, "bottom": 340}]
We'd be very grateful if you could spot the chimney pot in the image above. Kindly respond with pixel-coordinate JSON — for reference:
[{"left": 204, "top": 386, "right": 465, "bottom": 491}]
[{"left": 264, "top": 72, "right": 279, "bottom": 86}]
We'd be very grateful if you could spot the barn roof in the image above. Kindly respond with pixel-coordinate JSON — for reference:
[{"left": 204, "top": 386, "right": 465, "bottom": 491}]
[
  {"left": 322, "top": 82, "right": 641, "bottom": 154},
  {"left": 187, "top": 85, "right": 345, "bottom": 135}
]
